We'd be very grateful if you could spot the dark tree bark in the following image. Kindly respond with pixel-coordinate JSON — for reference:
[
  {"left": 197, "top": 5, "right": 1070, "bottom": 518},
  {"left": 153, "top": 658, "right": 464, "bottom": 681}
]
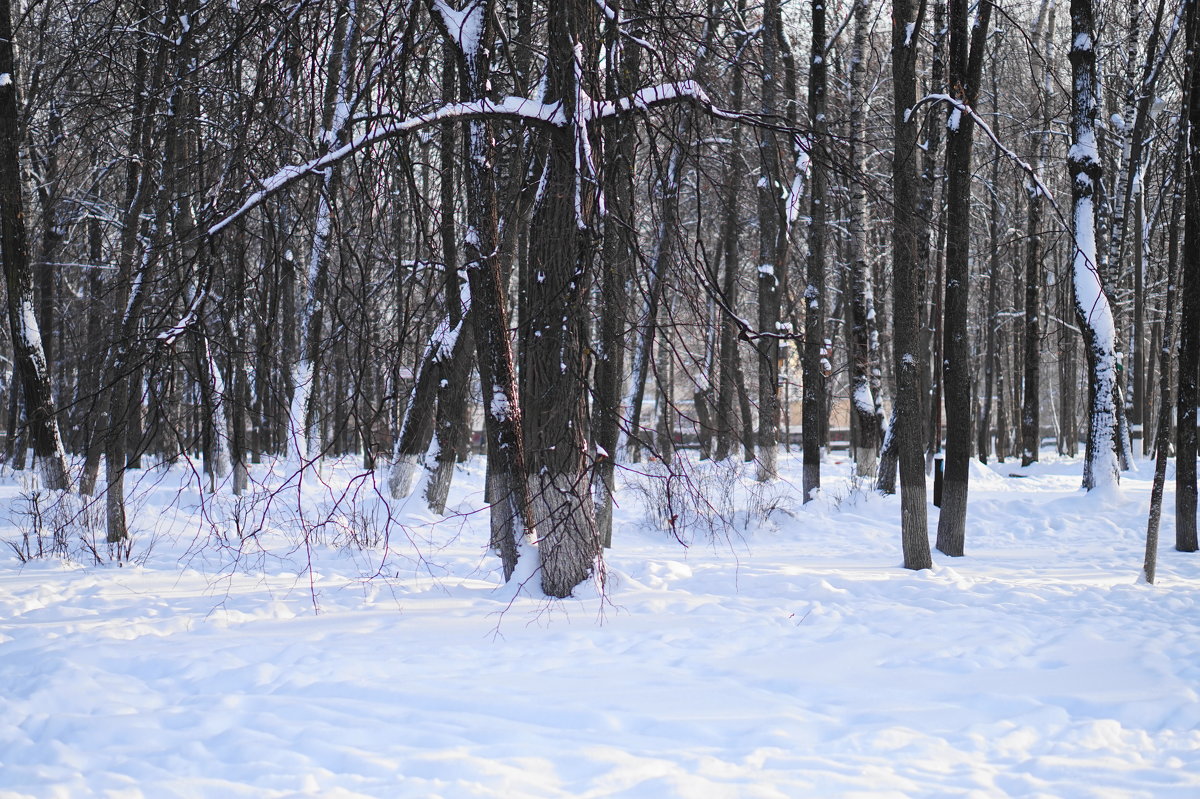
[
  {"left": 936, "top": 0, "right": 991, "bottom": 558},
  {"left": 1177, "top": 0, "right": 1200, "bottom": 552},
  {"left": 0, "top": 0, "right": 70, "bottom": 491},
  {"left": 891, "top": 0, "right": 932, "bottom": 570},
  {"left": 1019, "top": 2, "right": 1055, "bottom": 467},
  {"left": 424, "top": 0, "right": 535, "bottom": 581},
  {"left": 522, "top": 0, "right": 602, "bottom": 597},
  {"left": 848, "top": 0, "right": 879, "bottom": 477},
  {"left": 1145, "top": 137, "right": 1186, "bottom": 581},
  {"left": 593, "top": 0, "right": 644, "bottom": 546},
  {"left": 754, "top": 0, "right": 788, "bottom": 482},
  {"left": 800, "top": 0, "right": 827, "bottom": 496},
  {"left": 715, "top": 5, "right": 748, "bottom": 464},
  {"left": 918, "top": 1, "right": 948, "bottom": 462}
]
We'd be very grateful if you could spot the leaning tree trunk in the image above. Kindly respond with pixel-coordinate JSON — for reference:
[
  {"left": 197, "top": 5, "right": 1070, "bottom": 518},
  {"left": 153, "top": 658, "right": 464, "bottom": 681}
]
[
  {"left": 936, "top": 0, "right": 991, "bottom": 558},
  {"left": 389, "top": 44, "right": 463, "bottom": 501},
  {"left": 1145, "top": 137, "right": 1186, "bottom": 581},
  {"left": 423, "top": 0, "right": 535, "bottom": 580},
  {"left": 0, "top": 0, "right": 70, "bottom": 491},
  {"left": 891, "top": 0, "right": 933, "bottom": 570},
  {"left": 290, "top": 2, "right": 358, "bottom": 465},
  {"left": 1069, "top": 0, "right": 1120, "bottom": 492}
]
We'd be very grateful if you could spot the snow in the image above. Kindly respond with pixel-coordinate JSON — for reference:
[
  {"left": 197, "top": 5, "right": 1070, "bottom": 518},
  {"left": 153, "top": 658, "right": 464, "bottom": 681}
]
[
  {"left": 3, "top": 452, "right": 1199, "bottom": 797},
  {"left": 431, "top": 0, "right": 484, "bottom": 65},
  {"left": 16, "top": 299, "right": 43, "bottom": 353},
  {"left": 852, "top": 380, "right": 874, "bottom": 415}
]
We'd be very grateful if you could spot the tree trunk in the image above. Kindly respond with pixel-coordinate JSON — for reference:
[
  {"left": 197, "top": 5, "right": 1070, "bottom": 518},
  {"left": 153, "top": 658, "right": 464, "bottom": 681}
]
[
  {"left": 1069, "top": 0, "right": 1120, "bottom": 492},
  {"left": 918, "top": 1, "right": 948, "bottom": 462},
  {"left": 522, "top": 0, "right": 602, "bottom": 598},
  {"left": 592, "top": 0, "right": 643, "bottom": 546},
  {"left": 1021, "top": 1, "right": 1054, "bottom": 467},
  {"left": 0, "top": 0, "right": 71, "bottom": 491},
  {"left": 1177, "top": 0, "right": 1200, "bottom": 551},
  {"left": 848, "top": 0, "right": 878, "bottom": 477},
  {"left": 1145, "top": 145, "right": 1185, "bottom": 581},
  {"left": 800, "top": 0, "right": 827, "bottom": 496},
  {"left": 715, "top": 11, "right": 747, "bottom": 463},
  {"left": 421, "top": 0, "right": 535, "bottom": 581},
  {"left": 290, "top": 2, "right": 358, "bottom": 465},
  {"left": 936, "top": 0, "right": 991, "bottom": 557},
  {"left": 891, "top": 0, "right": 933, "bottom": 570}
]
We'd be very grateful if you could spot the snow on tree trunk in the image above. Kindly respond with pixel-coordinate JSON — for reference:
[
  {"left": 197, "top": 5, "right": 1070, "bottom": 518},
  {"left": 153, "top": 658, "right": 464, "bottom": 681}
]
[
  {"left": 848, "top": 0, "right": 878, "bottom": 478},
  {"left": 426, "top": 0, "right": 538, "bottom": 584},
  {"left": 0, "top": 0, "right": 71, "bottom": 492},
  {"left": 755, "top": 0, "right": 786, "bottom": 484},
  {"left": 1069, "top": 0, "right": 1120, "bottom": 493},
  {"left": 290, "top": 1, "right": 358, "bottom": 467}
]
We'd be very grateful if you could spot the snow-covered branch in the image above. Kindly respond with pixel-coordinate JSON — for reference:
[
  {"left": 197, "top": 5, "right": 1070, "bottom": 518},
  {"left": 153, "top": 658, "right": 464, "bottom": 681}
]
[
  {"left": 209, "top": 97, "right": 564, "bottom": 235},
  {"left": 210, "top": 81, "right": 782, "bottom": 238},
  {"left": 914, "top": 93, "right": 1060, "bottom": 214}
]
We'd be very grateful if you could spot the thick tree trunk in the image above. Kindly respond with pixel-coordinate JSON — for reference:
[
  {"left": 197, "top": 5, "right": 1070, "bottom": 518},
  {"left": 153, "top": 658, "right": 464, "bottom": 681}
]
[
  {"left": 891, "top": 0, "right": 933, "bottom": 570},
  {"left": 421, "top": 0, "right": 536, "bottom": 584},
  {"left": 1070, "top": 0, "right": 1120, "bottom": 492},
  {"left": 522, "top": 0, "right": 602, "bottom": 598},
  {"left": 0, "top": 2, "right": 70, "bottom": 491},
  {"left": 936, "top": 0, "right": 991, "bottom": 558}
]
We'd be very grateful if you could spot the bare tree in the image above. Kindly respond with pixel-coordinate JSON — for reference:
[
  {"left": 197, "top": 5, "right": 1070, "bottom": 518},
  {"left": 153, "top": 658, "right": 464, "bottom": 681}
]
[
  {"left": 1069, "top": 0, "right": 1120, "bottom": 491},
  {"left": 936, "top": 0, "right": 991, "bottom": 557},
  {"left": 0, "top": 0, "right": 71, "bottom": 491},
  {"left": 891, "top": 0, "right": 933, "bottom": 570}
]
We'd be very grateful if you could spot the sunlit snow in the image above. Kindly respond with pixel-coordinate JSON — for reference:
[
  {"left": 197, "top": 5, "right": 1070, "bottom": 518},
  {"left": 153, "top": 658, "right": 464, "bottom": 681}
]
[{"left": 1, "top": 452, "right": 1198, "bottom": 797}]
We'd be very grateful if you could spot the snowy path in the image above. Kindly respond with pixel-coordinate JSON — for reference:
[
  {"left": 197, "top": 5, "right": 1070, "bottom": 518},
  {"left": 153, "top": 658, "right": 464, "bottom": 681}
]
[{"left": 1, "top": 454, "right": 1198, "bottom": 797}]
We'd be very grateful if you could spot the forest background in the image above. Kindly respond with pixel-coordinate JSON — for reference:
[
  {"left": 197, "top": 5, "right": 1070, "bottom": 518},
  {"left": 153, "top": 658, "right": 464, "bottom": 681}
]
[{"left": 0, "top": 0, "right": 1197, "bottom": 598}]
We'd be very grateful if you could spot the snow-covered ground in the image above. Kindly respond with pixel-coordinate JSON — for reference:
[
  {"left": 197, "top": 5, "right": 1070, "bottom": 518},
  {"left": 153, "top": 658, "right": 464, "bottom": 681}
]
[{"left": 1, "top": 451, "right": 1198, "bottom": 798}]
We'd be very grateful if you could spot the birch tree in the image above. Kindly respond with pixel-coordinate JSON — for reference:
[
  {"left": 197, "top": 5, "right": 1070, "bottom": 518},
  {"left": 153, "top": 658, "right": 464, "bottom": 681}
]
[{"left": 1069, "top": 0, "right": 1120, "bottom": 491}]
